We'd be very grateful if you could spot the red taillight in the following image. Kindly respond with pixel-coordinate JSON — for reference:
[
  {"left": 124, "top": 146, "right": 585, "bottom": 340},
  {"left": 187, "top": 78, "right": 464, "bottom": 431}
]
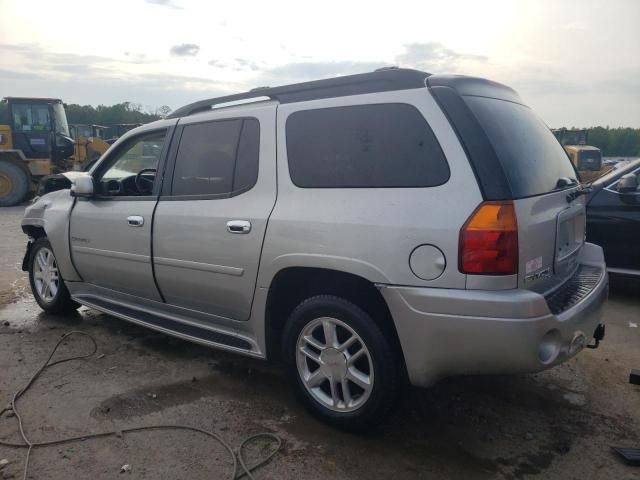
[{"left": 459, "top": 201, "right": 518, "bottom": 275}]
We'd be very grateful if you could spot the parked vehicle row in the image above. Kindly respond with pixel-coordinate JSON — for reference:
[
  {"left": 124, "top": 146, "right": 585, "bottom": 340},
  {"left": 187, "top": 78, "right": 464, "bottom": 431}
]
[{"left": 21, "top": 69, "right": 608, "bottom": 429}]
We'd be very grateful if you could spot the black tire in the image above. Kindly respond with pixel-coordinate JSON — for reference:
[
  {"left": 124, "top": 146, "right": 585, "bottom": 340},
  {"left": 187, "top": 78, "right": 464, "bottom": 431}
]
[
  {"left": 0, "top": 161, "right": 30, "bottom": 207},
  {"left": 283, "top": 295, "right": 400, "bottom": 431},
  {"left": 28, "top": 237, "right": 79, "bottom": 314}
]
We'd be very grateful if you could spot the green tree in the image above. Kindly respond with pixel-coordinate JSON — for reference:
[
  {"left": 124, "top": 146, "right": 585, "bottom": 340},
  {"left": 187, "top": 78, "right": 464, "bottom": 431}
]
[
  {"left": 554, "top": 126, "right": 640, "bottom": 157},
  {"left": 64, "top": 102, "right": 162, "bottom": 126}
]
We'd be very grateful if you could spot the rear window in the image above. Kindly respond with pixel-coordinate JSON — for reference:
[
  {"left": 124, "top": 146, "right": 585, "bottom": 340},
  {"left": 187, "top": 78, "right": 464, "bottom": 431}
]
[
  {"left": 465, "top": 96, "right": 577, "bottom": 198},
  {"left": 286, "top": 103, "right": 449, "bottom": 188}
]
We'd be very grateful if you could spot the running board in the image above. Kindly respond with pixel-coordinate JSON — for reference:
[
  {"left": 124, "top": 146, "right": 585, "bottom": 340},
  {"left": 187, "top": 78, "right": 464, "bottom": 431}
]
[{"left": 74, "top": 295, "right": 256, "bottom": 354}]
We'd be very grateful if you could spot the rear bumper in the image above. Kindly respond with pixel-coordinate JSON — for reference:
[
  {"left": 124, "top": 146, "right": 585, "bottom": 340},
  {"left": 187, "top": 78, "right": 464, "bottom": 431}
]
[{"left": 381, "top": 243, "right": 608, "bottom": 387}]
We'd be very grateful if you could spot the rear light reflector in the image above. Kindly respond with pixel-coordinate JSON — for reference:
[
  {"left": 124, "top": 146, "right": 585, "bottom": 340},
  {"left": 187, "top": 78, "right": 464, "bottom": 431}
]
[{"left": 459, "top": 201, "right": 518, "bottom": 275}]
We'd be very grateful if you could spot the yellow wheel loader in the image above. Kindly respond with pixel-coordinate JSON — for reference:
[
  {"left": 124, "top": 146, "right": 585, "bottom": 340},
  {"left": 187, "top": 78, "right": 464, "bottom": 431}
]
[
  {"left": 0, "top": 97, "right": 74, "bottom": 206},
  {"left": 552, "top": 128, "right": 612, "bottom": 183},
  {"left": 69, "top": 124, "right": 111, "bottom": 170}
]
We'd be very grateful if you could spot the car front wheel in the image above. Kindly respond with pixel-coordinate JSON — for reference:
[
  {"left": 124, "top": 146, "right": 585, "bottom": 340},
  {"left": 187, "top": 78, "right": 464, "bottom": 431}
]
[
  {"left": 283, "top": 295, "right": 400, "bottom": 431},
  {"left": 28, "top": 237, "right": 79, "bottom": 314}
]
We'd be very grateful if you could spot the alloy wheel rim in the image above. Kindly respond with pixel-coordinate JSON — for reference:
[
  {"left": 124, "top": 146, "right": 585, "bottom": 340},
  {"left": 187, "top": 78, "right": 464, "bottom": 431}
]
[
  {"left": 296, "top": 317, "right": 374, "bottom": 413},
  {"left": 33, "top": 247, "right": 59, "bottom": 303}
]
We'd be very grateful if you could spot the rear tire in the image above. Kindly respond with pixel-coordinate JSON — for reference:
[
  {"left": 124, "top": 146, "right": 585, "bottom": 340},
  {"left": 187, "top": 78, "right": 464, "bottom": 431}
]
[
  {"left": 283, "top": 295, "right": 400, "bottom": 431},
  {"left": 0, "top": 161, "right": 30, "bottom": 207},
  {"left": 28, "top": 237, "right": 79, "bottom": 314}
]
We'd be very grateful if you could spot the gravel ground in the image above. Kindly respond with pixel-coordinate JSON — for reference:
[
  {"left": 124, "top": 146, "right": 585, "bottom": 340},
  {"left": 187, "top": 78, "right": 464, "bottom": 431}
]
[{"left": 1, "top": 205, "right": 639, "bottom": 480}]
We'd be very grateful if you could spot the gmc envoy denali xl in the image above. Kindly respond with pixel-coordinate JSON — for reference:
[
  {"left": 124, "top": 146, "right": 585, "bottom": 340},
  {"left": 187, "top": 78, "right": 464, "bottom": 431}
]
[{"left": 21, "top": 68, "right": 608, "bottom": 430}]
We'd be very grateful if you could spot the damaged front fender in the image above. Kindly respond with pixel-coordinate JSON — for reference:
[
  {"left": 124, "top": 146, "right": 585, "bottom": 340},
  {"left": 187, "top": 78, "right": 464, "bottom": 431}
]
[{"left": 21, "top": 189, "right": 82, "bottom": 282}]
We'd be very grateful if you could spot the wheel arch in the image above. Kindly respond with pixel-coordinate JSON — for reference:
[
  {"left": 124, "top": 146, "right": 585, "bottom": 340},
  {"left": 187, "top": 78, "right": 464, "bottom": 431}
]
[{"left": 264, "top": 266, "right": 406, "bottom": 370}]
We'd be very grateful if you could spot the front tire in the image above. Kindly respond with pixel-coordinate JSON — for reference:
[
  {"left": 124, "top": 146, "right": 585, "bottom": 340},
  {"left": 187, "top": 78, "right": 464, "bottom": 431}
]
[
  {"left": 283, "top": 295, "right": 400, "bottom": 431},
  {"left": 28, "top": 237, "right": 79, "bottom": 314}
]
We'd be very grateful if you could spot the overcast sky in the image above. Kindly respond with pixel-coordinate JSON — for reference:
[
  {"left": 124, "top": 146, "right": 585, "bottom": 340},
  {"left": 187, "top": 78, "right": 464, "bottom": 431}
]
[{"left": 1, "top": 0, "right": 638, "bottom": 127}]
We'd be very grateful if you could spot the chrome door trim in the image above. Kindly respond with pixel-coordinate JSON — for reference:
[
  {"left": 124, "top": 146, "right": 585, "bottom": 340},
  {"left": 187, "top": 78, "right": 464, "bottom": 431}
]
[
  {"left": 72, "top": 246, "right": 150, "bottom": 263},
  {"left": 154, "top": 256, "right": 245, "bottom": 276}
]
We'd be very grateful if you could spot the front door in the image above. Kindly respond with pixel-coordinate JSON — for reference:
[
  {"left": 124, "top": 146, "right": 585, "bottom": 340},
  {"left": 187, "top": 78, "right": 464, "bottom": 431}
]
[
  {"left": 69, "top": 127, "right": 172, "bottom": 301},
  {"left": 152, "top": 103, "right": 277, "bottom": 321}
]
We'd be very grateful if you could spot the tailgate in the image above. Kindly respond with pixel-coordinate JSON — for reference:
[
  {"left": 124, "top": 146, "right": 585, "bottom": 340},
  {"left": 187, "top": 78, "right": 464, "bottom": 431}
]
[{"left": 514, "top": 190, "right": 586, "bottom": 293}]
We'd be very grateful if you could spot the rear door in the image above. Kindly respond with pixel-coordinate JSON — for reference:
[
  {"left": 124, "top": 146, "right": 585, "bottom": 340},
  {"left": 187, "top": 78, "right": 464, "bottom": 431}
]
[{"left": 152, "top": 102, "right": 277, "bottom": 321}]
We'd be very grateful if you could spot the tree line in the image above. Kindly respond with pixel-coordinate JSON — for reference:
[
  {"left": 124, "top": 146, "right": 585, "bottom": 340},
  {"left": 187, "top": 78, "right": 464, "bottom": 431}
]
[
  {"left": 63, "top": 102, "right": 169, "bottom": 126},
  {"left": 583, "top": 126, "right": 640, "bottom": 157}
]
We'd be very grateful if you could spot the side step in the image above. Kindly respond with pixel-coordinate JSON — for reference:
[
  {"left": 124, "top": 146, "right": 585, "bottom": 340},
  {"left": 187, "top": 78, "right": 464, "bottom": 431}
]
[{"left": 76, "top": 295, "right": 255, "bottom": 353}]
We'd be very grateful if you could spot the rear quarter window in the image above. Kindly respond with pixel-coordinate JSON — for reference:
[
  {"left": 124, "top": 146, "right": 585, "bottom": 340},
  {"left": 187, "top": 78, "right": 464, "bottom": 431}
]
[{"left": 285, "top": 103, "right": 450, "bottom": 188}]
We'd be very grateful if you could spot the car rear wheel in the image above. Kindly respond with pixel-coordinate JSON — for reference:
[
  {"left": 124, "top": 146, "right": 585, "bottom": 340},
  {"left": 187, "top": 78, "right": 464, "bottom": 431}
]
[
  {"left": 283, "top": 295, "right": 400, "bottom": 431},
  {"left": 28, "top": 237, "right": 79, "bottom": 314}
]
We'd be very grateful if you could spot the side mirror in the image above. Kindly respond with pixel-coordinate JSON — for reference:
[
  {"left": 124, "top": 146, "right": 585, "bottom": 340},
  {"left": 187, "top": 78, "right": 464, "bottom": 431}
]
[
  {"left": 617, "top": 173, "right": 638, "bottom": 194},
  {"left": 70, "top": 173, "right": 94, "bottom": 197}
]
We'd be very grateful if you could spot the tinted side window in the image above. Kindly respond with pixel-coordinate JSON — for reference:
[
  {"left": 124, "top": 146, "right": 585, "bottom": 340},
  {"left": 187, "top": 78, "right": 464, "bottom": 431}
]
[
  {"left": 234, "top": 118, "right": 260, "bottom": 193},
  {"left": 286, "top": 104, "right": 449, "bottom": 188},
  {"left": 171, "top": 118, "right": 260, "bottom": 196}
]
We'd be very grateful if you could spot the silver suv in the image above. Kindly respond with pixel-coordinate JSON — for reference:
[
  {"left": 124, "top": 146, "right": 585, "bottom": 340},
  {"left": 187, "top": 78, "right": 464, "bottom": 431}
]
[{"left": 21, "top": 69, "right": 608, "bottom": 430}]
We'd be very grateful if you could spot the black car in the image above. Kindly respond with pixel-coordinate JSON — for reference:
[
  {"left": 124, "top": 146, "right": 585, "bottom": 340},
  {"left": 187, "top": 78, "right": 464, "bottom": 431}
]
[{"left": 586, "top": 159, "right": 640, "bottom": 276}]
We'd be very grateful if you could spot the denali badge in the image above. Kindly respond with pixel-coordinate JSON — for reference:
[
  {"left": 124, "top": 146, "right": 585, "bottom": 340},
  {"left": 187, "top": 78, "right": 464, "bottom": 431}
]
[{"left": 525, "top": 267, "right": 552, "bottom": 283}]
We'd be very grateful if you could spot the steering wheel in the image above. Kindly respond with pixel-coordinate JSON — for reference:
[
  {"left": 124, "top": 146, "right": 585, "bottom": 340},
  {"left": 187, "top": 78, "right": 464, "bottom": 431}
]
[{"left": 135, "top": 168, "right": 157, "bottom": 194}]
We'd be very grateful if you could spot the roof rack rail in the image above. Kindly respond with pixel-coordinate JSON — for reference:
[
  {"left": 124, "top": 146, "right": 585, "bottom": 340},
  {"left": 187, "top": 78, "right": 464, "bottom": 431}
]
[{"left": 167, "top": 68, "right": 430, "bottom": 119}]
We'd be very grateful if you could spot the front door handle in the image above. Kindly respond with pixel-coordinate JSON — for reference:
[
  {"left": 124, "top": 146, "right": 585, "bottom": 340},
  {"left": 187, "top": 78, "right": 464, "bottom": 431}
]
[
  {"left": 127, "top": 215, "right": 144, "bottom": 227},
  {"left": 226, "top": 220, "right": 251, "bottom": 234}
]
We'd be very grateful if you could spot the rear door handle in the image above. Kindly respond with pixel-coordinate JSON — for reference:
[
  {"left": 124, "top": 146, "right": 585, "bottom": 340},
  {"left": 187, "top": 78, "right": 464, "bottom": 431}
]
[
  {"left": 226, "top": 220, "right": 251, "bottom": 234},
  {"left": 127, "top": 215, "right": 144, "bottom": 227}
]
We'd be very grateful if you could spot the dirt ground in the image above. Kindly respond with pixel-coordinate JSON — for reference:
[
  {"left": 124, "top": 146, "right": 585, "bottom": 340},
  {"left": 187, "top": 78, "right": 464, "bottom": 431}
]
[{"left": 1, "top": 205, "right": 639, "bottom": 480}]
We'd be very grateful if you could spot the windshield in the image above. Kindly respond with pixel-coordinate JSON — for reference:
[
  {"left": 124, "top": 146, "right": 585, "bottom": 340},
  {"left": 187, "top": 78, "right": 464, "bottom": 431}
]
[
  {"left": 465, "top": 96, "right": 577, "bottom": 198},
  {"left": 52, "top": 103, "right": 70, "bottom": 136},
  {"left": 11, "top": 103, "right": 51, "bottom": 132},
  {"left": 74, "top": 126, "right": 93, "bottom": 138},
  {"left": 580, "top": 150, "right": 601, "bottom": 160}
]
